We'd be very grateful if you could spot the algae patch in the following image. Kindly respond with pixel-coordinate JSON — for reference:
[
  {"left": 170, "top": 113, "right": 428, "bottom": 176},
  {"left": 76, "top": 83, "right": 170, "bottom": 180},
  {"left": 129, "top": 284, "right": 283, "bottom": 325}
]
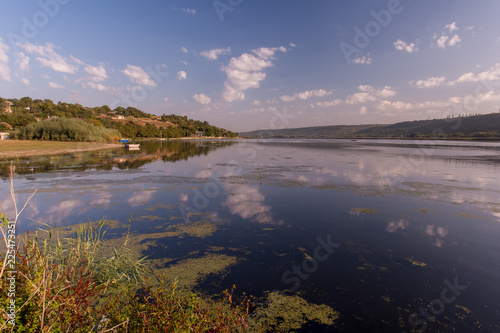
[
  {"left": 350, "top": 207, "right": 380, "bottom": 215},
  {"left": 162, "top": 220, "right": 217, "bottom": 238},
  {"left": 249, "top": 291, "right": 339, "bottom": 332},
  {"left": 163, "top": 253, "right": 239, "bottom": 290},
  {"left": 405, "top": 258, "right": 428, "bottom": 268}
]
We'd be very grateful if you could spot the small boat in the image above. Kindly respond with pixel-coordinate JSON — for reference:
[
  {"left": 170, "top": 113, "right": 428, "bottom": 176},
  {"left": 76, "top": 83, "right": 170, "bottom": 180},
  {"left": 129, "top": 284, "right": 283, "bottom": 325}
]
[{"left": 125, "top": 143, "right": 141, "bottom": 150}]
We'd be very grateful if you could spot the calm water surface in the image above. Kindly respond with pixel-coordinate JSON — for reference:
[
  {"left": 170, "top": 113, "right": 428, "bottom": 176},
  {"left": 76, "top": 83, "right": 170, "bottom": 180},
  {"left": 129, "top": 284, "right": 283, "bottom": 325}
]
[{"left": 1, "top": 139, "right": 500, "bottom": 332}]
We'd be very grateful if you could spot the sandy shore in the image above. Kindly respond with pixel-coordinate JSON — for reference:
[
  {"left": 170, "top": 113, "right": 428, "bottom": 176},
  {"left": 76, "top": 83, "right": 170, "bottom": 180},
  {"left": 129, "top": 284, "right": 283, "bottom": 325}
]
[{"left": 0, "top": 140, "right": 123, "bottom": 159}]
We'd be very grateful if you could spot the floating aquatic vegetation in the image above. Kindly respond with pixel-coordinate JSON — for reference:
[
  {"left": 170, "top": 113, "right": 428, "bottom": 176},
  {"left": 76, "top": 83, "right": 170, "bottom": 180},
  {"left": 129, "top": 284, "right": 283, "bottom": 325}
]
[
  {"left": 405, "top": 258, "right": 428, "bottom": 267},
  {"left": 350, "top": 207, "right": 380, "bottom": 215},
  {"left": 163, "top": 253, "right": 240, "bottom": 290},
  {"left": 248, "top": 291, "right": 339, "bottom": 332}
]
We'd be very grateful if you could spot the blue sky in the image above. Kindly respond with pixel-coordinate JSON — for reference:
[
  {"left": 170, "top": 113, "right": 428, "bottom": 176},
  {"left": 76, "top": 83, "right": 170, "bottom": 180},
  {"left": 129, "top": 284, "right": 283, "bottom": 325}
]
[{"left": 1, "top": 0, "right": 500, "bottom": 132}]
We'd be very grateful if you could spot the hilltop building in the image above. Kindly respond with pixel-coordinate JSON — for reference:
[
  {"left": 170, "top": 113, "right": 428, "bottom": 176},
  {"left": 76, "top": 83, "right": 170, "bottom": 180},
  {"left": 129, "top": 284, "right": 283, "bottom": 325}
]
[{"left": 3, "top": 101, "right": 13, "bottom": 113}]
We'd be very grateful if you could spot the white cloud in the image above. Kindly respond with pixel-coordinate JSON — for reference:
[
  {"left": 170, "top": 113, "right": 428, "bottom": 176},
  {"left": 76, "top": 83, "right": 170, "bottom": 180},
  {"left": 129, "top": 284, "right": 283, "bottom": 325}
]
[
  {"left": 453, "top": 63, "right": 500, "bottom": 84},
  {"left": 177, "top": 70, "right": 187, "bottom": 80},
  {"left": 21, "top": 78, "right": 30, "bottom": 85},
  {"left": 221, "top": 46, "right": 287, "bottom": 102},
  {"left": 281, "top": 89, "right": 333, "bottom": 102},
  {"left": 394, "top": 39, "right": 418, "bottom": 53},
  {"left": 314, "top": 85, "right": 396, "bottom": 107},
  {"left": 352, "top": 54, "right": 371, "bottom": 65},
  {"left": 48, "top": 82, "right": 65, "bottom": 89},
  {"left": 84, "top": 64, "right": 108, "bottom": 82},
  {"left": 414, "top": 76, "right": 446, "bottom": 88},
  {"left": 0, "top": 37, "right": 11, "bottom": 82},
  {"left": 200, "top": 47, "right": 230, "bottom": 61},
  {"left": 16, "top": 52, "right": 30, "bottom": 72},
  {"left": 448, "top": 34, "right": 461, "bottom": 47},
  {"left": 181, "top": 46, "right": 188, "bottom": 54},
  {"left": 86, "top": 81, "right": 109, "bottom": 92},
  {"left": 182, "top": 8, "right": 196, "bottom": 14},
  {"left": 360, "top": 106, "right": 367, "bottom": 115},
  {"left": 435, "top": 23, "right": 462, "bottom": 49},
  {"left": 123, "top": 64, "right": 157, "bottom": 86},
  {"left": 377, "top": 90, "right": 500, "bottom": 113},
  {"left": 252, "top": 100, "right": 261, "bottom": 105},
  {"left": 445, "top": 22, "right": 458, "bottom": 32},
  {"left": 193, "top": 93, "right": 211, "bottom": 105},
  {"left": 18, "top": 42, "right": 78, "bottom": 73},
  {"left": 436, "top": 35, "right": 449, "bottom": 49},
  {"left": 417, "top": 63, "right": 500, "bottom": 88}
]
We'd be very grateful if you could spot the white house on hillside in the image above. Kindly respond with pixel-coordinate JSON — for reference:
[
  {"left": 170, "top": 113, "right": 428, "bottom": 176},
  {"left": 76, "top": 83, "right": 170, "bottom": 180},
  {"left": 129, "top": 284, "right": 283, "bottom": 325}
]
[{"left": 3, "top": 101, "right": 13, "bottom": 113}]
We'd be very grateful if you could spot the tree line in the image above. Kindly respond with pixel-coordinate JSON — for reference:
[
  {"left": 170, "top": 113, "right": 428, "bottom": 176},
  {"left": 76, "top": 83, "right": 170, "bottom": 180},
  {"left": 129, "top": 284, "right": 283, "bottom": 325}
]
[{"left": 1, "top": 96, "right": 238, "bottom": 140}]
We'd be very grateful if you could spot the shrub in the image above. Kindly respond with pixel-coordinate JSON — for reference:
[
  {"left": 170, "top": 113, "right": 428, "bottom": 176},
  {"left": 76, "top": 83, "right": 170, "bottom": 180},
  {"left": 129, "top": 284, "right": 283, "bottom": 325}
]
[{"left": 13, "top": 118, "right": 121, "bottom": 142}]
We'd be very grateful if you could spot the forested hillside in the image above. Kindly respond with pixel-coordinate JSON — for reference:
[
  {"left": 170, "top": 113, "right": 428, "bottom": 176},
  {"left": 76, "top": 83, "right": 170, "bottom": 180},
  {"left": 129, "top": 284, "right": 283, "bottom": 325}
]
[
  {"left": 0, "top": 96, "right": 237, "bottom": 140},
  {"left": 241, "top": 113, "right": 500, "bottom": 139}
]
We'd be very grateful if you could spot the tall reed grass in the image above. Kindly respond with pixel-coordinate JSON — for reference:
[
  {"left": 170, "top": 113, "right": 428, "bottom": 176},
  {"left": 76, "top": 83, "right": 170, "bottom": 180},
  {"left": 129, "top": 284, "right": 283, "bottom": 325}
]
[{"left": 0, "top": 164, "right": 252, "bottom": 332}]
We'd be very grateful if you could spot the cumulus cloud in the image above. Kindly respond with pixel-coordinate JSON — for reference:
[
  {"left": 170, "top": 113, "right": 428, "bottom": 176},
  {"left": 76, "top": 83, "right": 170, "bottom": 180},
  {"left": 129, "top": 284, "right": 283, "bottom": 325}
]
[
  {"left": 452, "top": 62, "right": 500, "bottom": 84},
  {"left": 445, "top": 22, "right": 458, "bottom": 32},
  {"left": 377, "top": 90, "right": 500, "bottom": 113},
  {"left": 84, "top": 64, "right": 108, "bottom": 82},
  {"left": 16, "top": 52, "right": 30, "bottom": 72},
  {"left": 434, "top": 22, "right": 462, "bottom": 49},
  {"left": 193, "top": 93, "right": 211, "bottom": 105},
  {"left": 281, "top": 89, "right": 333, "bottom": 102},
  {"left": 177, "top": 70, "right": 187, "bottom": 80},
  {"left": 414, "top": 76, "right": 446, "bottom": 88},
  {"left": 352, "top": 54, "right": 372, "bottom": 65},
  {"left": 0, "top": 38, "right": 11, "bottom": 81},
  {"left": 414, "top": 63, "right": 500, "bottom": 88},
  {"left": 314, "top": 85, "right": 396, "bottom": 108},
  {"left": 221, "top": 46, "right": 287, "bottom": 102},
  {"left": 86, "top": 81, "right": 109, "bottom": 92},
  {"left": 123, "top": 64, "right": 157, "bottom": 86},
  {"left": 18, "top": 42, "right": 78, "bottom": 73},
  {"left": 48, "top": 82, "right": 65, "bottom": 89},
  {"left": 394, "top": 39, "right": 418, "bottom": 53},
  {"left": 200, "top": 47, "right": 231, "bottom": 61}
]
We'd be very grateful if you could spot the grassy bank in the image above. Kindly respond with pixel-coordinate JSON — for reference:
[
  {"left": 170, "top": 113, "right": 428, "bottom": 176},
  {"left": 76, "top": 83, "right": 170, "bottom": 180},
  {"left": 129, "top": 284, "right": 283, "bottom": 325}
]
[{"left": 0, "top": 140, "right": 123, "bottom": 159}]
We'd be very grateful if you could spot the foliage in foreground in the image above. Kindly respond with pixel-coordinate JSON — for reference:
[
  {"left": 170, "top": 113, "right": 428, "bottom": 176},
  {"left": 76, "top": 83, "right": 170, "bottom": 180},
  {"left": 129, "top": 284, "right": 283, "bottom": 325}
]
[
  {"left": 12, "top": 117, "right": 121, "bottom": 142},
  {"left": 0, "top": 217, "right": 251, "bottom": 332}
]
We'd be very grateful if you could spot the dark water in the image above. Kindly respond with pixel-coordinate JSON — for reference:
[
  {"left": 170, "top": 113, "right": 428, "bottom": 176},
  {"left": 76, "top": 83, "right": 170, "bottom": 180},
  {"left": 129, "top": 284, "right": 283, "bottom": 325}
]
[{"left": 1, "top": 139, "right": 500, "bottom": 332}]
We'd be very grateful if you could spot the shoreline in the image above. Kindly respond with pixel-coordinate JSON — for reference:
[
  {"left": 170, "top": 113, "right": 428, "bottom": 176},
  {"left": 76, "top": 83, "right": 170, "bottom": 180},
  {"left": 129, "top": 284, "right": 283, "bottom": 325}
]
[{"left": 0, "top": 140, "right": 123, "bottom": 159}]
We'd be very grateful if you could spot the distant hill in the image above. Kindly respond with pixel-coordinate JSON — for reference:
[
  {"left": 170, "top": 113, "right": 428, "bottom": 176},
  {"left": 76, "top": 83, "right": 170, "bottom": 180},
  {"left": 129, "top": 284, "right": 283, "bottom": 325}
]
[
  {"left": 0, "top": 96, "right": 237, "bottom": 139},
  {"left": 240, "top": 113, "right": 500, "bottom": 139}
]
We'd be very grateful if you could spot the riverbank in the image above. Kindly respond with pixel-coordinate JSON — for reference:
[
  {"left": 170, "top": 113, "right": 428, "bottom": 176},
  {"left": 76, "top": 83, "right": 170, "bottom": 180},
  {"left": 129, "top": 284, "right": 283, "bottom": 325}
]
[{"left": 0, "top": 140, "right": 123, "bottom": 159}]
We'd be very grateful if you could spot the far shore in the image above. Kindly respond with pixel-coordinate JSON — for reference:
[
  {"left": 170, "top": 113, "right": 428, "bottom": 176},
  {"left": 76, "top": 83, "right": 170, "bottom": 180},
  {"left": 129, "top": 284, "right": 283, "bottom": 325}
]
[{"left": 0, "top": 140, "right": 123, "bottom": 159}]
